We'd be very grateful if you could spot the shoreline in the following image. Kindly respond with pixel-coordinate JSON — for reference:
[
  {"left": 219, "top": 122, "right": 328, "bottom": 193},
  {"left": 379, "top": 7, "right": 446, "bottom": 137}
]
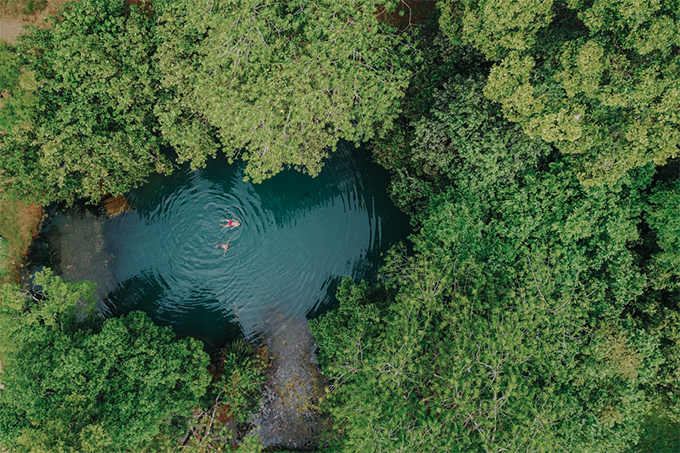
[
  {"left": 251, "top": 313, "right": 330, "bottom": 451},
  {"left": 0, "top": 198, "right": 43, "bottom": 287}
]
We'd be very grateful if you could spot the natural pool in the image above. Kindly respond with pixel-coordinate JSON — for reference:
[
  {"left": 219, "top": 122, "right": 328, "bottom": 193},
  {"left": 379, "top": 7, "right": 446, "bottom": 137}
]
[{"left": 29, "top": 143, "right": 411, "bottom": 347}]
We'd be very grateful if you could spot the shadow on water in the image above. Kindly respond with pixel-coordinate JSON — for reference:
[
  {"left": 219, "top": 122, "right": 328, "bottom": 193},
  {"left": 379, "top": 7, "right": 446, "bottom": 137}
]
[
  {"left": 126, "top": 166, "right": 201, "bottom": 224},
  {"left": 105, "top": 270, "right": 242, "bottom": 350},
  {"left": 26, "top": 141, "right": 412, "bottom": 348},
  {"left": 305, "top": 274, "right": 344, "bottom": 320},
  {"left": 254, "top": 144, "right": 366, "bottom": 228},
  {"left": 305, "top": 247, "right": 392, "bottom": 320}
]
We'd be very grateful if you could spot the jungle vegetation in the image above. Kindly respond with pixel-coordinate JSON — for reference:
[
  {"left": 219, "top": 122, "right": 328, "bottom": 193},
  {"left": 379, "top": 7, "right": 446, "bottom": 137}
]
[{"left": 0, "top": 0, "right": 678, "bottom": 452}]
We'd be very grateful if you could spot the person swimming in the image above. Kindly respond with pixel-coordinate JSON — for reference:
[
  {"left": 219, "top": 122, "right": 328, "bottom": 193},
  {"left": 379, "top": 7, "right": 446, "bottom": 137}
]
[
  {"left": 221, "top": 219, "right": 241, "bottom": 228},
  {"left": 215, "top": 237, "right": 232, "bottom": 256}
]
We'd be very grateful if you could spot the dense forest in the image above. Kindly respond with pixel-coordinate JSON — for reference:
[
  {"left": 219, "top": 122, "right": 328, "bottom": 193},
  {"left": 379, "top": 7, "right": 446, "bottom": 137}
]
[{"left": 0, "top": 0, "right": 678, "bottom": 452}]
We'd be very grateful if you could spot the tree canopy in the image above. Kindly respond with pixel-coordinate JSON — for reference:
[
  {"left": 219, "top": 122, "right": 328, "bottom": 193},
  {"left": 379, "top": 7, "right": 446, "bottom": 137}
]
[
  {"left": 646, "top": 179, "right": 680, "bottom": 290},
  {"left": 155, "top": 0, "right": 416, "bottom": 182},
  {"left": 0, "top": 269, "right": 211, "bottom": 453},
  {"left": 312, "top": 72, "right": 679, "bottom": 452},
  {"left": 0, "top": 0, "right": 168, "bottom": 203},
  {"left": 0, "top": 1, "right": 678, "bottom": 451},
  {"left": 440, "top": 0, "right": 680, "bottom": 185},
  {"left": 0, "top": 0, "right": 418, "bottom": 203}
]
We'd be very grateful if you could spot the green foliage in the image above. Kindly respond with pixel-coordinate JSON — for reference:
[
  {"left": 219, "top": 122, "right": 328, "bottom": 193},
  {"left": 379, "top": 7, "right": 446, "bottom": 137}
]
[
  {"left": 635, "top": 411, "right": 680, "bottom": 453},
  {"left": 0, "top": 269, "right": 211, "bottom": 453},
  {"left": 646, "top": 179, "right": 680, "bottom": 290},
  {"left": 378, "top": 75, "right": 551, "bottom": 219},
  {"left": 160, "top": 343, "right": 266, "bottom": 452},
  {"left": 230, "top": 434, "right": 264, "bottom": 453},
  {"left": 0, "top": 239, "right": 8, "bottom": 278},
  {"left": 0, "top": 0, "right": 170, "bottom": 203},
  {"left": 219, "top": 351, "right": 266, "bottom": 425},
  {"left": 155, "top": 0, "right": 416, "bottom": 183},
  {"left": 314, "top": 166, "right": 660, "bottom": 450},
  {"left": 313, "top": 71, "right": 678, "bottom": 451},
  {"left": 632, "top": 175, "right": 680, "bottom": 420},
  {"left": 0, "top": 1, "right": 676, "bottom": 451},
  {"left": 440, "top": 0, "right": 680, "bottom": 185},
  {"left": 224, "top": 337, "right": 256, "bottom": 364},
  {"left": 0, "top": 40, "right": 38, "bottom": 144},
  {"left": 311, "top": 278, "right": 388, "bottom": 376},
  {"left": 22, "top": 0, "right": 46, "bottom": 15},
  {"left": 0, "top": 0, "right": 419, "bottom": 204}
]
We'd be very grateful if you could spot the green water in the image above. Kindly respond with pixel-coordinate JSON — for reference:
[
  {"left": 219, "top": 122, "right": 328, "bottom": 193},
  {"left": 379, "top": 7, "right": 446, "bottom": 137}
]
[{"left": 34, "top": 143, "right": 411, "bottom": 346}]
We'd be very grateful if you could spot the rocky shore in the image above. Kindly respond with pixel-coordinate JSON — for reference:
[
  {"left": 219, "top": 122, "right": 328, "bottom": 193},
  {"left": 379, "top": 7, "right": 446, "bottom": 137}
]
[{"left": 250, "top": 314, "right": 330, "bottom": 451}]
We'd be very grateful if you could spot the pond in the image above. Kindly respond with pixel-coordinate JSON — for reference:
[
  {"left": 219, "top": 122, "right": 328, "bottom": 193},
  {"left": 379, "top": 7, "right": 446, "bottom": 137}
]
[{"left": 28, "top": 143, "right": 411, "bottom": 347}]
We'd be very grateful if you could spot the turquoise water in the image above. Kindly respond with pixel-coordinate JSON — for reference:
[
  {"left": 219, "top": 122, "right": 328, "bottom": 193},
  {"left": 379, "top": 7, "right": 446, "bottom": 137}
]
[{"left": 93, "top": 143, "right": 410, "bottom": 346}]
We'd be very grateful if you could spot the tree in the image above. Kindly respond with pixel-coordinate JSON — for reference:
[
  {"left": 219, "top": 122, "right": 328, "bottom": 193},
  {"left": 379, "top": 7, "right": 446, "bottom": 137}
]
[
  {"left": 313, "top": 253, "right": 655, "bottom": 451},
  {"left": 645, "top": 179, "right": 680, "bottom": 291},
  {"left": 0, "top": 269, "right": 211, "bottom": 452},
  {"left": 311, "top": 75, "right": 674, "bottom": 451},
  {"left": 440, "top": 0, "right": 680, "bottom": 185},
  {"left": 631, "top": 173, "right": 680, "bottom": 428},
  {"left": 0, "top": 0, "right": 170, "bottom": 203},
  {"left": 0, "top": 41, "right": 38, "bottom": 139},
  {"left": 155, "top": 0, "right": 416, "bottom": 183},
  {"left": 374, "top": 75, "right": 551, "bottom": 219}
]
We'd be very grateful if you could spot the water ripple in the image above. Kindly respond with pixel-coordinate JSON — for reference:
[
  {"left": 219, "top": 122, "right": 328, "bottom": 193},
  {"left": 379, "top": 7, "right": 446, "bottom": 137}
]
[{"left": 101, "top": 143, "right": 411, "bottom": 344}]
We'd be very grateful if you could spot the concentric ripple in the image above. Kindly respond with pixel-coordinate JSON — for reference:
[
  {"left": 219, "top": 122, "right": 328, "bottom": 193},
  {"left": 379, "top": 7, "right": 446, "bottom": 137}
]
[{"left": 102, "top": 142, "right": 411, "bottom": 345}]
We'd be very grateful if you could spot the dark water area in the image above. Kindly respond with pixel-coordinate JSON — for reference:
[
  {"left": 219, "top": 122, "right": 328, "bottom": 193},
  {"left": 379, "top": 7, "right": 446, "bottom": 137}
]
[{"left": 27, "top": 143, "right": 411, "bottom": 347}]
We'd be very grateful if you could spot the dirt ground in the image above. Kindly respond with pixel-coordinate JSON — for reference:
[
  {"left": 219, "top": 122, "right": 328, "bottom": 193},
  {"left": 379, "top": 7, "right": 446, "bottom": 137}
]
[
  {"left": 0, "top": 197, "right": 43, "bottom": 285},
  {"left": 0, "top": 0, "right": 67, "bottom": 43}
]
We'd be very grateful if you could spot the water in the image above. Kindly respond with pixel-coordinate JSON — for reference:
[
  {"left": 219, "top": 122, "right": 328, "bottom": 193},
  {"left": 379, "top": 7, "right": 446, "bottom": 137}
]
[{"left": 29, "top": 143, "right": 411, "bottom": 346}]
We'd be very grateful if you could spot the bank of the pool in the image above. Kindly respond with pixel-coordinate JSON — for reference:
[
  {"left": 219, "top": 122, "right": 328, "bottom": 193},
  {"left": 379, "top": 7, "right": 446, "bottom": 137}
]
[{"left": 0, "top": 197, "right": 43, "bottom": 287}]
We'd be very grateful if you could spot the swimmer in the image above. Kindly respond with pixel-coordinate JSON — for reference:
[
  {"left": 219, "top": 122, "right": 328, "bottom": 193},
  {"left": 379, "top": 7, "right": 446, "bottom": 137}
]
[
  {"left": 215, "top": 237, "right": 232, "bottom": 256},
  {"left": 221, "top": 219, "right": 241, "bottom": 228}
]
